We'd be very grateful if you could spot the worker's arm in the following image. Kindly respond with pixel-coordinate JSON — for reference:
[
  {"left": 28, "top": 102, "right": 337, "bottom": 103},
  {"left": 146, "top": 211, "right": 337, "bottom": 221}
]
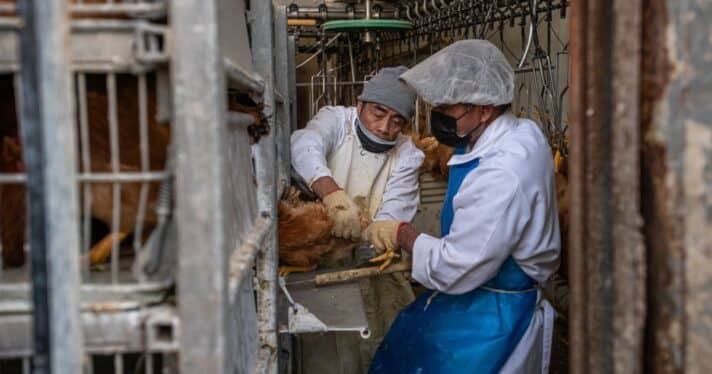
[
  {"left": 373, "top": 139, "right": 425, "bottom": 222},
  {"left": 291, "top": 106, "right": 347, "bottom": 192},
  {"left": 409, "top": 165, "right": 529, "bottom": 294}
]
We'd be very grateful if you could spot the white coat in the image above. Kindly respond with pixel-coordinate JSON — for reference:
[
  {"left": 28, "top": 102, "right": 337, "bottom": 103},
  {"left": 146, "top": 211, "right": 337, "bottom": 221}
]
[{"left": 411, "top": 112, "right": 561, "bottom": 372}]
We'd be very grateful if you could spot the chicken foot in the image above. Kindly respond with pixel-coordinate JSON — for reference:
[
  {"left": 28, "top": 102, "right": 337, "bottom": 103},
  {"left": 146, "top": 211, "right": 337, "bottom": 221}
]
[
  {"left": 87, "top": 231, "right": 128, "bottom": 265},
  {"left": 369, "top": 250, "right": 400, "bottom": 272},
  {"left": 279, "top": 264, "right": 318, "bottom": 277}
]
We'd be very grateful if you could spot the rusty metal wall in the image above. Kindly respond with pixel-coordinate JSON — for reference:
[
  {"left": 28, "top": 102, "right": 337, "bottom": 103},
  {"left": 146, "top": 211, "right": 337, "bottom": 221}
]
[
  {"left": 570, "top": 0, "right": 712, "bottom": 372},
  {"left": 641, "top": 1, "right": 712, "bottom": 372},
  {"left": 568, "top": 0, "right": 646, "bottom": 372}
]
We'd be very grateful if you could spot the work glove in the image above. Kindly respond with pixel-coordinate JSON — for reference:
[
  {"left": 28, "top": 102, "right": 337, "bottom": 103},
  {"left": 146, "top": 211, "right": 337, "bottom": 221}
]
[
  {"left": 363, "top": 220, "right": 404, "bottom": 253},
  {"left": 322, "top": 189, "right": 362, "bottom": 240}
]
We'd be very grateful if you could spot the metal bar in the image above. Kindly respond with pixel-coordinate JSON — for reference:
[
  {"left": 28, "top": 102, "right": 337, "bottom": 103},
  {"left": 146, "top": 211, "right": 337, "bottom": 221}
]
[
  {"left": 78, "top": 73, "right": 92, "bottom": 280},
  {"left": 18, "top": 0, "right": 83, "bottom": 372},
  {"left": 145, "top": 354, "right": 154, "bottom": 374},
  {"left": 567, "top": 0, "right": 586, "bottom": 370},
  {"left": 287, "top": 35, "right": 298, "bottom": 132},
  {"left": 114, "top": 354, "right": 123, "bottom": 374},
  {"left": 77, "top": 171, "right": 169, "bottom": 183},
  {"left": 610, "top": 0, "right": 645, "bottom": 371},
  {"left": 274, "top": 6, "right": 291, "bottom": 195},
  {"left": 69, "top": 2, "right": 166, "bottom": 16},
  {"left": 86, "top": 355, "right": 94, "bottom": 374},
  {"left": 170, "top": 0, "right": 232, "bottom": 372},
  {"left": 296, "top": 81, "right": 367, "bottom": 87},
  {"left": 0, "top": 174, "right": 26, "bottom": 184},
  {"left": 70, "top": 3, "right": 166, "bottom": 16},
  {"left": 133, "top": 73, "right": 150, "bottom": 255},
  {"left": 107, "top": 73, "right": 122, "bottom": 284},
  {"left": 229, "top": 216, "right": 272, "bottom": 292},
  {"left": 23, "top": 357, "right": 31, "bottom": 374},
  {"left": 250, "top": 1, "right": 279, "bottom": 373},
  {"left": 227, "top": 111, "right": 255, "bottom": 127},
  {"left": 224, "top": 57, "right": 265, "bottom": 95}
]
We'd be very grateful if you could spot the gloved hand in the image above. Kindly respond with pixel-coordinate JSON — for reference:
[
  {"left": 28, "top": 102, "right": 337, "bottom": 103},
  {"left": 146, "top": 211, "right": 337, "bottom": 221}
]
[
  {"left": 322, "top": 189, "right": 362, "bottom": 240},
  {"left": 363, "top": 220, "right": 404, "bottom": 253}
]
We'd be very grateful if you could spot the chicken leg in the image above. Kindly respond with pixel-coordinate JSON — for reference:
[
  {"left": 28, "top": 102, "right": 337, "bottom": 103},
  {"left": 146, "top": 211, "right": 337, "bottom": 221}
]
[
  {"left": 369, "top": 250, "right": 400, "bottom": 272},
  {"left": 87, "top": 231, "right": 128, "bottom": 265},
  {"left": 279, "top": 264, "right": 317, "bottom": 277}
]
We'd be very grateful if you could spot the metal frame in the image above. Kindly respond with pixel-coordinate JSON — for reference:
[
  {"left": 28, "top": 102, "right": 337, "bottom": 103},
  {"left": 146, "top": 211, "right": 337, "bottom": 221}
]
[
  {"left": 568, "top": 0, "right": 645, "bottom": 372},
  {"left": 18, "top": 1, "right": 84, "bottom": 372},
  {"left": 249, "top": 1, "right": 279, "bottom": 372},
  {"left": 170, "top": 0, "right": 232, "bottom": 372},
  {"left": 1, "top": 1, "right": 294, "bottom": 373}
]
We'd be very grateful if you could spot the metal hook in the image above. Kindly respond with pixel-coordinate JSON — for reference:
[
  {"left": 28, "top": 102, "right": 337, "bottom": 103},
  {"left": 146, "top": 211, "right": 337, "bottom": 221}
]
[
  {"left": 405, "top": 4, "right": 413, "bottom": 21},
  {"left": 517, "top": 0, "right": 537, "bottom": 68},
  {"left": 422, "top": 0, "right": 430, "bottom": 17}
]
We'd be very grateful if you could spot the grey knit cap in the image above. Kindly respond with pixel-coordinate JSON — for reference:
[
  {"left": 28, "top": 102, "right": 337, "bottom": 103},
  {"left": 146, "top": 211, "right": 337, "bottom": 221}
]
[{"left": 358, "top": 66, "right": 416, "bottom": 119}]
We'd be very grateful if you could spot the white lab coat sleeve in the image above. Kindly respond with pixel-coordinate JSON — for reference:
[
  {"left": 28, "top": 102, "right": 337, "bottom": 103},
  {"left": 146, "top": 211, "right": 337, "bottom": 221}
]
[
  {"left": 374, "top": 140, "right": 424, "bottom": 222},
  {"left": 411, "top": 164, "right": 531, "bottom": 294},
  {"left": 290, "top": 106, "right": 347, "bottom": 186}
]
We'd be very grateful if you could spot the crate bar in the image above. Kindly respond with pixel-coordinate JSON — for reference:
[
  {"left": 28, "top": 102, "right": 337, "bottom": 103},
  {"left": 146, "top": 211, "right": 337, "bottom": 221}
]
[
  {"left": 77, "top": 171, "right": 168, "bottom": 182},
  {"left": 250, "top": 1, "right": 279, "bottom": 373},
  {"left": 114, "top": 354, "right": 123, "bottom": 374},
  {"left": 287, "top": 35, "right": 297, "bottom": 133},
  {"left": 70, "top": 3, "right": 166, "bottom": 17},
  {"left": 274, "top": 5, "right": 291, "bottom": 195},
  {"left": 106, "top": 73, "right": 122, "bottom": 284},
  {"left": 0, "top": 173, "right": 26, "bottom": 183},
  {"left": 18, "top": 0, "right": 84, "bottom": 372},
  {"left": 77, "top": 73, "right": 92, "bottom": 279},
  {"left": 224, "top": 57, "right": 265, "bottom": 95},
  {"left": 170, "top": 0, "right": 232, "bottom": 372},
  {"left": 145, "top": 354, "right": 153, "bottom": 374},
  {"left": 133, "top": 73, "right": 150, "bottom": 255}
]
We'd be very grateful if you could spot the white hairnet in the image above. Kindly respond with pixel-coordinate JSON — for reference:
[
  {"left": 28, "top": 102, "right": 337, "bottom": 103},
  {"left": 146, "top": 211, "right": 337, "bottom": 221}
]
[{"left": 400, "top": 40, "right": 514, "bottom": 106}]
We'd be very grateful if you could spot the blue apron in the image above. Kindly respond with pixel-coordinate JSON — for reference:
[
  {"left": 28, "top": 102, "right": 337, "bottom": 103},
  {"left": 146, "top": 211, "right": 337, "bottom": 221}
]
[{"left": 369, "top": 149, "right": 537, "bottom": 374}]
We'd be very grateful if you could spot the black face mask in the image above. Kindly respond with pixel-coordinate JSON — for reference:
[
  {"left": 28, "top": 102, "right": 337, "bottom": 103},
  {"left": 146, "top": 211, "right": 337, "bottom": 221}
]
[
  {"left": 430, "top": 107, "right": 476, "bottom": 149},
  {"left": 355, "top": 116, "right": 397, "bottom": 154}
]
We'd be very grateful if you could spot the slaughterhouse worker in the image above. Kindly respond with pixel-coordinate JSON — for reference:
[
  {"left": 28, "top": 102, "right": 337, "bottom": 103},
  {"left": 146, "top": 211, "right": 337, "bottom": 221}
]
[
  {"left": 364, "top": 40, "right": 561, "bottom": 373},
  {"left": 290, "top": 66, "right": 424, "bottom": 373}
]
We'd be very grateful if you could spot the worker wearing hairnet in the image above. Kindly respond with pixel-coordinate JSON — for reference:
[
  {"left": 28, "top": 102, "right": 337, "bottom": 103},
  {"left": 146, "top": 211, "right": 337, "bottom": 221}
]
[
  {"left": 364, "top": 40, "right": 560, "bottom": 373},
  {"left": 290, "top": 66, "right": 424, "bottom": 373}
]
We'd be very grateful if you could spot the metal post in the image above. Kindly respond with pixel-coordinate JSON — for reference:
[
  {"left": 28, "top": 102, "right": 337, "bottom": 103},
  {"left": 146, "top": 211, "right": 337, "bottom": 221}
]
[
  {"left": 18, "top": 0, "right": 83, "bottom": 372},
  {"left": 170, "top": 0, "right": 232, "bottom": 372},
  {"left": 287, "top": 36, "right": 298, "bottom": 132},
  {"left": 274, "top": 6, "right": 291, "bottom": 193},
  {"left": 250, "top": 0, "right": 279, "bottom": 372}
]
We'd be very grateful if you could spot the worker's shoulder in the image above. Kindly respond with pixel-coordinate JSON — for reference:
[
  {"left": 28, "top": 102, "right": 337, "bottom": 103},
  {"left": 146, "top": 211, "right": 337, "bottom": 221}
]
[
  {"left": 393, "top": 134, "right": 424, "bottom": 164},
  {"left": 498, "top": 118, "right": 551, "bottom": 162},
  {"left": 481, "top": 118, "right": 553, "bottom": 183}
]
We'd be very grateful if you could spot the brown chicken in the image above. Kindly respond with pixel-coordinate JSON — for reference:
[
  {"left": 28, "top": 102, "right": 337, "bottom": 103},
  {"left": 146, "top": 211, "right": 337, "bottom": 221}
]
[
  {"left": 0, "top": 73, "right": 170, "bottom": 268},
  {"left": 277, "top": 187, "right": 378, "bottom": 275},
  {"left": 553, "top": 148, "right": 569, "bottom": 280},
  {"left": 408, "top": 131, "right": 453, "bottom": 181},
  {"left": 402, "top": 102, "right": 454, "bottom": 182}
]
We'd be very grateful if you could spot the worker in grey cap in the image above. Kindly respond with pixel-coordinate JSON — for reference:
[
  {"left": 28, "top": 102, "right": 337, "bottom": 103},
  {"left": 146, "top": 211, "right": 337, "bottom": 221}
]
[{"left": 290, "top": 66, "right": 423, "bottom": 373}]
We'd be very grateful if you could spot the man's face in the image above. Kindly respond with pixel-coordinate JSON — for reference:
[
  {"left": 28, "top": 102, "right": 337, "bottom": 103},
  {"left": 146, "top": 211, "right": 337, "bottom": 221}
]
[{"left": 357, "top": 101, "right": 408, "bottom": 141}]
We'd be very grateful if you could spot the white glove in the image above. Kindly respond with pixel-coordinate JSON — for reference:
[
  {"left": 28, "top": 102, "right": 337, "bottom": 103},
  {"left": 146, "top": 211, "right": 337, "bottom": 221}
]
[{"left": 322, "top": 189, "right": 362, "bottom": 240}]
